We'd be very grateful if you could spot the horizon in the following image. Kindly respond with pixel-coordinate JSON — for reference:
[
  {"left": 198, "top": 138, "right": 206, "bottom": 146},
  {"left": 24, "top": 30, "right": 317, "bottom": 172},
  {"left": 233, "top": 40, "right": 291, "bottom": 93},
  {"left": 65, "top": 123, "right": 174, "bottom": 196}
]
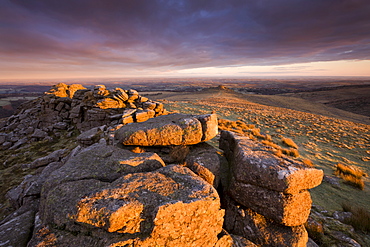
[
  {"left": 1, "top": 1, "right": 370, "bottom": 80},
  {"left": 1, "top": 75, "right": 370, "bottom": 86}
]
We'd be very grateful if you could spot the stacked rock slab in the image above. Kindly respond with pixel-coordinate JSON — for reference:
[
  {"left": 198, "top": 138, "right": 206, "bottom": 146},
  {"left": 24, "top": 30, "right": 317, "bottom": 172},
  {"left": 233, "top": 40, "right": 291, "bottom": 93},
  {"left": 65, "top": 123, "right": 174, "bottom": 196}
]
[
  {"left": 114, "top": 113, "right": 218, "bottom": 146},
  {"left": 114, "top": 113, "right": 222, "bottom": 189},
  {"left": 219, "top": 130, "right": 324, "bottom": 246}
]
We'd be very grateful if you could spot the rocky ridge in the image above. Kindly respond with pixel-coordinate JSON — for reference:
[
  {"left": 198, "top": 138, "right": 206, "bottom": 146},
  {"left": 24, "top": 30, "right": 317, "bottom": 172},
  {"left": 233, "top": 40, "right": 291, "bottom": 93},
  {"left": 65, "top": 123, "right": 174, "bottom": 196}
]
[
  {"left": 0, "top": 84, "right": 325, "bottom": 246},
  {"left": 0, "top": 83, "right": 166, "bottom": 151}
]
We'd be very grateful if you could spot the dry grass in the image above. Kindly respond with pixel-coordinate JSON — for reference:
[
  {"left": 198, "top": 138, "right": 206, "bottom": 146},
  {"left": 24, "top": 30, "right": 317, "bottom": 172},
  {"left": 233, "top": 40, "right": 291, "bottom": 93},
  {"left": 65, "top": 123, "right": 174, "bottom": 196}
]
[
  {"left": 236, "top": 120, "right": 255, "bottom": 130},
  {"left": 335, "top": 163, "right": 367, "bottom": 178},
  {"left": 265, "top": 134, "right": 272, "bottom": 141},
  {"left": 218, "top": 118, "right": 268, "bottom": 140},
  {"left": 282, "top": 137, "right": 298, "bottom": 149},
  {"left": 273, "top": 149, "right": 283, "bottom": 157},
  {"left": 261, "top": 140, "right": 281, "bottom": 150},
  {"left": 261, "top": 136, "right": 300, "bottom": 157},
  {"left": 220, "top": 118, "right": 304, "bottom": 158},
  {"left": 218, "top": 119, "right": 255, "bottom": 134},
  {"left": 249, "top": 128, "right": 266, "bottom": 139},
  {"left": 342, "top": 175, "right": 364, "bottom": 190},
  {"left": 302, "top": 159, "right": 315, "bottom": 167},
  {"left": 261, "top": 139, "right": 300, "bottom": 158},
  {"left": 342, "top": 202, "right": 370, "bottom": 233},
  {"left": 282, "top": 148, "right": 300, "bottom": 157},
  {"left": 334, "top": 163, "right": 367, "bottom": 190}
]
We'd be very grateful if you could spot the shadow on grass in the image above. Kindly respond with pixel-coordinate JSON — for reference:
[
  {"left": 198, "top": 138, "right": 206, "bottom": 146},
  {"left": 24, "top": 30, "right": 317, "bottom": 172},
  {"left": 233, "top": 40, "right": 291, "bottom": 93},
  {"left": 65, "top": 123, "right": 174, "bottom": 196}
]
[{"left": 342, "top": 202, "right": 370, "bottom": 233}]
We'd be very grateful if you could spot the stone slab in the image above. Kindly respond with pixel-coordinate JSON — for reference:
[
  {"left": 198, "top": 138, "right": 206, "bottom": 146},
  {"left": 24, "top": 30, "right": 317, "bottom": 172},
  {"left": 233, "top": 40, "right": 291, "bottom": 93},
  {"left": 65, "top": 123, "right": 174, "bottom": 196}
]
[
  {"left": 229, "top": 178, "right": 312, "bottom": 226},
  {"left": 115, "top": 113, "right": 218, "bottom": 146},
  {"left": 220, "top": 131, "right": 323, "bottom": 194}
]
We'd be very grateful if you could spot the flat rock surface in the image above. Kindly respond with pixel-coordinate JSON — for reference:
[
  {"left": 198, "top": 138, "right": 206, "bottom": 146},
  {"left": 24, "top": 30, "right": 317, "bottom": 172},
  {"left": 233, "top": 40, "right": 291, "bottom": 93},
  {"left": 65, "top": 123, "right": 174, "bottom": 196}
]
[
  {"left": 41, "top": 143, "right": 166, "bottom": 198},
  {"left": 39, "top": 165, "right": 224, "bottom": 247}
]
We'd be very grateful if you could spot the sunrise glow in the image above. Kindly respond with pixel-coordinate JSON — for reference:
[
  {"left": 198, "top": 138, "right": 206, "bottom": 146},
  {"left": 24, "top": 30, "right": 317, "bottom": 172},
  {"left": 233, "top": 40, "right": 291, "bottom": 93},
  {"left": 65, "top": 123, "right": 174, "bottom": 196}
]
[{"left": 1, "top": 1, "right": 370, "bottom": 82}]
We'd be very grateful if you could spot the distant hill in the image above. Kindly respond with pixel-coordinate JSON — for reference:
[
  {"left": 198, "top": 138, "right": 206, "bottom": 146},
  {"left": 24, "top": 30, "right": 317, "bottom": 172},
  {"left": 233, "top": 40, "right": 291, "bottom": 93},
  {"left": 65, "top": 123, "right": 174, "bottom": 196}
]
[
  {"left": 279, "top": 84, "right": 370, "bottom": 117},
  {"left": 147, "top": 85, "right": 370, "bottom": 125}
]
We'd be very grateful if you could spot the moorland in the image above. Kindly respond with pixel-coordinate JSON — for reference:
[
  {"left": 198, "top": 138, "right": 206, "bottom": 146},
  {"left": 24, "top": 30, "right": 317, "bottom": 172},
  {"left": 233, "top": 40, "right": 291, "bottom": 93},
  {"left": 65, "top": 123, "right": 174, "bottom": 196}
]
[{"left": 0, "top": 78, "right": 369, "bottom": 245}]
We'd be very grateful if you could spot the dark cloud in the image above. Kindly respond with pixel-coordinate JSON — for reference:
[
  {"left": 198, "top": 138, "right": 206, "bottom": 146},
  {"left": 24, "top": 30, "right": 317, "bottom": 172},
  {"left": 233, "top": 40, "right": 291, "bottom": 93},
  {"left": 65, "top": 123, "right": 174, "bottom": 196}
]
[{"left": 1, "top": 0, "right": 370, "bottom": 75}]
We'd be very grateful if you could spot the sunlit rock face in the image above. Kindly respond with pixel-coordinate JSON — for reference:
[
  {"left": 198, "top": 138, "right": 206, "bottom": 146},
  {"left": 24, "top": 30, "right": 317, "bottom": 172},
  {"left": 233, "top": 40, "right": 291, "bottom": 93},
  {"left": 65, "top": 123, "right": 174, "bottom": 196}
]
[
  {"left": 37, "top": 165, "right": 224, "bottom": 247},
  {"left": 45, "top": 83, "right": 87, "bottom": 98},
  {"left": 229, "top": 178, "right": 312, "bottom": 226},
  {"left": 114, "top": 113, "right": 218, "bottom": 146},
  {"left": 40, "top": 143, "right": 166, "bottom": 197}
]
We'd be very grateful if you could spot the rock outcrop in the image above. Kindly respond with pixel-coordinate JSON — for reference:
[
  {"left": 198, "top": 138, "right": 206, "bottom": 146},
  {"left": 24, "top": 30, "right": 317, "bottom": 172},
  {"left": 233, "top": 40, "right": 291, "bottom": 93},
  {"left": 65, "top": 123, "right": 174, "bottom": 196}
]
[
  {"left": 220, "top": 130, "right": 324, "bottom": 245},
  {"left": 0, "top": 83, "right": 166, "bottom": 151},
  {"left": 11, "top": 136, "right": 223, "bottom": 246},
  {"left": 45, "top": 83, "right": 86, "bottom": 98}
]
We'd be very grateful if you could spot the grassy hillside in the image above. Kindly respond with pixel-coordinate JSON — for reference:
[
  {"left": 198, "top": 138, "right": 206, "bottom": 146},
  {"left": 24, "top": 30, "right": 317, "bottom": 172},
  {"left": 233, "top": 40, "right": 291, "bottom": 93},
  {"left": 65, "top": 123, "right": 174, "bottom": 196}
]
[
  {"left": 280, "top": 85, "right": 370, "bottom": 118},
  {"left": 155, "top": 88, "right": 370, "bottom": 213}
]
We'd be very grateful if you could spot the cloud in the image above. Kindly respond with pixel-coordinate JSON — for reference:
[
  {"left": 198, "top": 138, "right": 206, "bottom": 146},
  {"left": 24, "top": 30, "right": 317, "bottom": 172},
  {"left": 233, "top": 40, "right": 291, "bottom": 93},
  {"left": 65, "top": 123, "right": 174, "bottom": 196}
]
[{"left": 1, "top": 0, "right": 370, "bottom": 78}]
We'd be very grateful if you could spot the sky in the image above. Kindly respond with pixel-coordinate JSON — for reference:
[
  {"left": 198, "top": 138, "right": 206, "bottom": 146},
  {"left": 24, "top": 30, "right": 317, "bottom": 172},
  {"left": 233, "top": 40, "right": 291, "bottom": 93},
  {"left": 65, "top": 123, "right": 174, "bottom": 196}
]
[{"left": 1, "top": 0, "right": 370, "bottom": 82}]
